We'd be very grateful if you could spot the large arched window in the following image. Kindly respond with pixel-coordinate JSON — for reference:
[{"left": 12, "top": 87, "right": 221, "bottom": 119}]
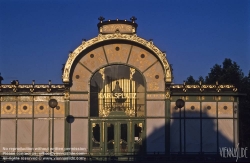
[{"left": 90, "top": 65, "right": 145, "bottom": 117}]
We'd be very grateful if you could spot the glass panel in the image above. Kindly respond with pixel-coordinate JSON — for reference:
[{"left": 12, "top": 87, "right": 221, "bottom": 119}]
[
  {"left": 134, "top": 123, "right": 143, "bottom": 152},
  {"left": 107, "top": 123, "right": 114, "bottom": 152},
  {"left": 90, "top": 65, "right": 145, "bottom": 117},
  {"left": 120, "top": 124, "right": 128, "bottom": 153},
  {"left": 92, "top": 123, "right": 100, "bottom": 152}
]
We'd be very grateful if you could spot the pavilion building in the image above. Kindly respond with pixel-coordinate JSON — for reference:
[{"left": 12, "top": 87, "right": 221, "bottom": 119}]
[{"left": 0, "top": 17, "right": 239, "bottom": 158}]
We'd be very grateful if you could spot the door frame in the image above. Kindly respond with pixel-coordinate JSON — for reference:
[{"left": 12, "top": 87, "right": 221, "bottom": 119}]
[{"left": 89, "top": 119, "right": 145, "bottom": 155}]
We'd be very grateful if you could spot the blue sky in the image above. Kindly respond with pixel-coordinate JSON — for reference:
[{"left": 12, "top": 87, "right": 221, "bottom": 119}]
[{"left": 0, "top": 0, "right": 249, "bottom": 84}]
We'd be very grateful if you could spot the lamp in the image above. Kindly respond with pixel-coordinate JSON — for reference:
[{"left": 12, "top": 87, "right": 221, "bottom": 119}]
[
  {"left": 48, "top": 99, "right": 58, "bottom": 153},
  {"left": 176, "top": 99, "right": 185, "bottom": 109},
  {"left": 175, "top": 99, "right": 185, "bottom": 154}
]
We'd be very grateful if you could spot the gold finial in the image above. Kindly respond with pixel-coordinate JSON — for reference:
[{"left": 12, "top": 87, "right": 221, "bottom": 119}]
[
  {"left": 47, "top": 80, "right": 51, "bottom": 92},
  {"left": 30, "top": 80, "right": 35, "bottom": 92},
  {"left": 98, "top": 16, "right": 105, "bottom": 23},
  {"left": 130, "top": 16, "right": 137, "bottom": 23}
]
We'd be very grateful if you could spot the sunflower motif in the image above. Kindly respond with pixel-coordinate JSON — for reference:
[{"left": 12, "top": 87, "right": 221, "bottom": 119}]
[
  {"left": 54, "top": 103, "right": 64, "bottom": 114},
  {"left": 3, "top": 103, "right": 15, "bottom": 114},
  {"left": 35, "top": 103, "right": 47, "bottom": 114},
  {"left": 19, "top": 104, "right": 31, "bottom": 114}
]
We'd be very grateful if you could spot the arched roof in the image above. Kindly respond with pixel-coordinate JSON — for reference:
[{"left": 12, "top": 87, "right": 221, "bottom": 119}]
[{"left": 62, "top": 32, "right": 172, "bottom": 83}]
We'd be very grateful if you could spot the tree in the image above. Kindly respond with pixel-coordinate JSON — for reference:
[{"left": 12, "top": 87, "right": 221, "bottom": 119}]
[
  {"left": 238, "top": 71, "right": 250, "bottom": 149},
  {"left": 185, "top": 75, "right": 204, "bottom": 84},
  {"left": 205, "top": 58, "right": 244, "bottom": 88},
  {"left": 186, "top": 75, "right": 196, "bottom": 84}
]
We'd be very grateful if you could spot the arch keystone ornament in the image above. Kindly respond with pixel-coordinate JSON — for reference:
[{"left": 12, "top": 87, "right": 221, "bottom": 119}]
[{"left": 62, "top": 32, "right": 172, "bottom": 83}]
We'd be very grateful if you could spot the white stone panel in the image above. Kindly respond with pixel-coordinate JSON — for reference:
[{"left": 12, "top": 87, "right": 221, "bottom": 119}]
[
  {"left": 71, "top": 119, "right": 88, "bottom": 153},
  {"left": 146, "top": 94, "right": 165, "bottom": 100},
  {"left": 185, "top": 120, "right": 200, "bottom": 152},
  {"left": 17, "top": 102, "right": 32, "bottom": 117},
  {"left": 234, "top": 120, "right": 238, "bottom": 147},
  {"left": 53, "top": 120, "right": 64, "bottom": 152},
  {"left": 34, "top": 119, "right": 49, "bottom": 152},
  {"left": 202, "top": 119, "right": 217, "bottom": 152},
  {"left": 17, "top": 120, "right": 32, "bottom": 152},
  {"left": 104, "top": 44, "right": 131, "bottom": 64},
  {"left": 70, "top": 94, "right": 88, "bottom": 100},
  {"left": 79, "top": 47, "right": 107, "bottom": 73},
  {"left": 170, "top": 102, "right": 183, "bottom": 118},
  {"left": 1, "top": 102, "right": 16, "bottom": 118},
  {"left": 53, "top": 102, "right": 65, "bottom": 118},
  {"left": 71, "top": 63, "right": 92, "bottom": 92},
  {"left": 143, "top": 62, "right": 165, "bottom": 92},
  {"left": 170, "top": 119, "right": 184, "bottom": 152},
  {"left": 146, "top": 119, "right": 165, "bottom": 153},
  {"left": 185, "top": 102, "right": 200, "bottom": 117},
  {"left": 34, "top": 101, "right": 49, "bottom": 118},
  {"left": 70, "top": 101, "right": 88, "bottom": 117},
  {"left": 0, "top": 120, "right": 16, "bottom": 152},
  {"left": 146, "top": 101, "right": 165, "bottom": 117},
  {"left": 218, "top": 119, "right": 233, "bottom": 148},
  {"left": 128, "top": 46, "right": 157, "bottom": 73},
  {"left": 218, "top": 102, "right": 233, "bottom": 118},
  {"left": 202, "top": 102, "right": 216, "bottom": 118},
  {"left": 170, "top": 119, "right": 179, "bottom": 152}
]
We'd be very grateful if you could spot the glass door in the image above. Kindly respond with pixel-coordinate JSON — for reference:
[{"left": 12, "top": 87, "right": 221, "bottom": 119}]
[
  {"left": 106, "top": 122, "right": 115, "bottom": 153},
  {"left": 90, "top": 120, "right": 144, "bottom": 155},
  {"left": 120, "top": 123, "right": 128, "bottom": 153},
  {"left": 133, "top": 122, "right": 143, "bottom": 152},
  {"left": 105, "top": 121, "right": 129, "bottom": 154},
  {"left": 90, "top": 122, "right": 103, "bottom": 154}
]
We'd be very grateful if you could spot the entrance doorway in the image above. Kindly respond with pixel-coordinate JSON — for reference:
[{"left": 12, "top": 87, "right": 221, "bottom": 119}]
[
  {"left": 89, "top": 65, "right": 146, "bottom": 155},
  {"left": 90, "top": 119, "right": 144, "bottom": 155}
]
